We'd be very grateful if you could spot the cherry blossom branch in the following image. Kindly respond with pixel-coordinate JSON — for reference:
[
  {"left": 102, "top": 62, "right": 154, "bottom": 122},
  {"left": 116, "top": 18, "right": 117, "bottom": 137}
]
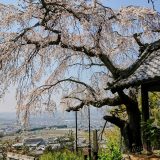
[
  {"left": 65, "top": 95, "right": 123, "bottom": 112},
  {"left": 34, "top": 78, "right": 96, "bottom": 98},
  {"left": 121, "top": 38, "right": 160, "bottom": 77},
  {"left": 15, "top": 27, "right": 119, "bottom": 78}
]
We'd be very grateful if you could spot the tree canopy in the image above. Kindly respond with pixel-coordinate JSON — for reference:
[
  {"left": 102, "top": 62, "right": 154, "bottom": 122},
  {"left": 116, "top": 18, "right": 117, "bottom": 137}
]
[{"left": 0, "top": 0, "right": 159, "bottom": 112}]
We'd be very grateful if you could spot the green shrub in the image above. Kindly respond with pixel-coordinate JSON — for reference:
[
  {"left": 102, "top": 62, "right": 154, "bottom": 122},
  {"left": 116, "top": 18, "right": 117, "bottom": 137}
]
[
  {"left": 98, "top": 144, "right": 122, "bottom": 160},
  {"left": 98, "top": 128, "right": 122, "bottom": 160},
  {"left": 40, "top": 150, "right": 84, "bottom": 160},
  {"left": 142, "top": 118, "right": 160, "bottom": 149}
]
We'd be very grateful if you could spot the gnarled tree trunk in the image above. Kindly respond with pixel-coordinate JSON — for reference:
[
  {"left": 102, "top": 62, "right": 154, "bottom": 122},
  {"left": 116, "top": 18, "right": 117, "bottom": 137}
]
[{"left": 104, "top": 90, "right": 142, "bottom": 152}]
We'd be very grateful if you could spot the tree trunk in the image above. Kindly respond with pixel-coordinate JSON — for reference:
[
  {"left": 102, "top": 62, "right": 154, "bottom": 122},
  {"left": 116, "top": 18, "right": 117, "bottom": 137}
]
[
  {"left": 121, "top": 103, "right": 142, "bottom": 152},
  {"left": 119, "top": 90, "right": 142, "bottom": 152},
  {"left": 104, "top": 91, "right": 143, "bottom": 153},
  {"left": 104, "top": 113, "right": 142, "bottom": 152}
]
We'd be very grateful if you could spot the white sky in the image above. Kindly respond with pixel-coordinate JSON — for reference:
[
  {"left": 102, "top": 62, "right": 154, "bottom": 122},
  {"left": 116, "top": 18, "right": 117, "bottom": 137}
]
[{"left": 0, "top": 88, "right": 16, "bottom": 112}]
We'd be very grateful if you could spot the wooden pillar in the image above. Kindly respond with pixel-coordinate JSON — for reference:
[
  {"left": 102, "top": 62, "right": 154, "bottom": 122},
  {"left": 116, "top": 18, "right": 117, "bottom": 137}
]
[
  {"left": 141, "top": 85, "right": 149, "bottom": 122},
  {"left": 93, "top": 130, "right": 98, "bottom": 160},
  {"left": 141, "top": 85, "right": 151, "bottom": 152}
]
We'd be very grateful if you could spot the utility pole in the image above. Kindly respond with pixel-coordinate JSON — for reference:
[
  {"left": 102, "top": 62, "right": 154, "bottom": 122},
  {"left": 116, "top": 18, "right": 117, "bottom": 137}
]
[
  {"left": 75, "top": 110, "right": 78, "bottom": 153},
  {"left": 88, "top": 106, "right": 91, "bottom": 160},
  {"left": 66, "top": 108, "right": 79, "bottom": 153}
]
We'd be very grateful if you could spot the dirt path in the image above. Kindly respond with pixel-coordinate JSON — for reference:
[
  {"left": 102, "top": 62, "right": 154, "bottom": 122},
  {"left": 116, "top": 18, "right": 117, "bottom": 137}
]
[{"left": 123, "top": 154, "right": 160, "bottom": 160}]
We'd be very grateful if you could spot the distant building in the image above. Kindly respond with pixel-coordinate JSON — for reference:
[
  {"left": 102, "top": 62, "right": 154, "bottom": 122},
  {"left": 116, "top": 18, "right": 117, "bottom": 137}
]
[{"left": 23, "top": 138, "right": 46, "bottom": 148}]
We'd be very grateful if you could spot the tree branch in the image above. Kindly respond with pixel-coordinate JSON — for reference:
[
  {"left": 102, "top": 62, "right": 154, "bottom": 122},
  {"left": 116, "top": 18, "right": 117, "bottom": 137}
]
[
  {"left": 117, "top": 38, "right": 160, "bottom": 79},
  {"left": 103, "top": 115, "right": 126, "bottom": 129},
  {"left": 117, "top": 90, "right": 137, "bottom": 106},
  {"left": 133, "top": 33, "right": 146, "bottom": 53},
  {"left": 0, "top": 60, "right": 2, "bottom": 70},
  {"left": 35, "top": 78, "right": 96, "bottom": 98},
  {"left": 65, "top": 96, "right": 123, "bottom": 112},
  {"left": 98, "top": 53, "right": 120, "bottom": 78},
  {"left": 66, "top": 102, "right": 85, "bottom": 112},
  {"left": 10, "top": 1, "right": 120, "bottom": 80},
  {"left": 148, "top": 0, "right": 155, "bottom": 10},
  {"left": 17, "top": 27, "right": 119, "bottom": 79},
  {"left": 115, "top": 45, "right": 148, "bottom": 79}
]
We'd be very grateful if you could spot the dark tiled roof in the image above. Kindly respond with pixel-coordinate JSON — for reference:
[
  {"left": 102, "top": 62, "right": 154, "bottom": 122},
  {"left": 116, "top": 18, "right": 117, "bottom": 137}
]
[
  {"left": 110, "top": 50, "right": 160, "bottom": 91},
  {"left": 24, "top": 138, "right": 45, "bottom": 145}
]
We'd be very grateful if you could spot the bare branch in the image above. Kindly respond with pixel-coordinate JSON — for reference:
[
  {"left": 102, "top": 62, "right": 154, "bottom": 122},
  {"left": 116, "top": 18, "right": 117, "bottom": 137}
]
[
  {"left": 133, "top": 33, "right": 146, "bottom": 53},
  {"left": 148, "top": 0, "right": 155, "bottom": 10}
]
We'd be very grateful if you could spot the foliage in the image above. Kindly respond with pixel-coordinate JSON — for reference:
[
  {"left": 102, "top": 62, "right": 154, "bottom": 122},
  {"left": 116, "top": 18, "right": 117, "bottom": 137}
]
[
  {"left": 21, "top": 146, "right": 30, "bottom": 154},
  {"left": 0, "top": 140, "right": 13, "bottom": 160},
  {"left": 40, "top": 150, "right": 83, "bottom": 160},
  {"left": 140, "top": 92, "right": 160, "bottom": 149},
  {"left": 142, "top": 118, "right": 160, "bottom": 149},
  {"left": 57, "top": 130, "right": 74, "bottom": 149},
  {"left": 98, "top": 128, "right": 122, "bottom": 160},
  {"left": 138, "top": 92, "right": 160, "bottom": 127},
  {"left": 109, "top": 105, "right": 127, "bottom": 121},
  {"left": 149, "top": 92, "right": 160, "bottom": 127},
  {"left": 64, "top": 130, "right": 75, "bottom": 149},
  {"left": 44, "top": 146, "right": 53, "bottom": 154}
]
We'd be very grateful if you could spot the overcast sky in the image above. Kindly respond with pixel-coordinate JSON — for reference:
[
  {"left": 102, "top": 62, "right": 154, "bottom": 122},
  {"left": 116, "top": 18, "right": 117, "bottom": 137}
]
[{"left": 0, "top": 0, "right": 159, "bottom": 113}]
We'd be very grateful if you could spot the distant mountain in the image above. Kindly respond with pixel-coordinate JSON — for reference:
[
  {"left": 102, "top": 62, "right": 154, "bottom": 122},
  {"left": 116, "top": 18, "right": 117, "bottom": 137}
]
[
  {"left": 0, "top": 108, "right": 109, "bottom": 129},
  {"left": 0, "top": 112, "right": 17, "bottom": 123},
  {"left": 0, "top": 112, "right": 16, "bottom": 118}
]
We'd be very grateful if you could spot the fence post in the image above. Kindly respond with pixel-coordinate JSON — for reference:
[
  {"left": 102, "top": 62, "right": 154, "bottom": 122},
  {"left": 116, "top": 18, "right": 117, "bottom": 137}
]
[{"left": 93, "top": 130, "right": 98, "bottom": 160}]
